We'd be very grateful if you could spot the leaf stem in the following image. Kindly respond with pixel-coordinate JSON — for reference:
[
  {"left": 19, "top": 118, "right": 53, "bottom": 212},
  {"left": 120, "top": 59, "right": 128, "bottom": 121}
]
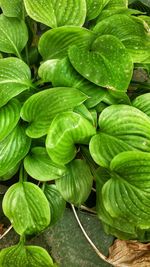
[
  {"left": 19, "top": 165, "right": 28, "bottom": 183},
  {"left": 0, "top": 225, "right": 13, "bottom": 240},
  {"left": 80, "top": 205, "right": 97, "bottom": 214},
  {"left": 71, "top": 204, "right": 111, "bottom": 264}
]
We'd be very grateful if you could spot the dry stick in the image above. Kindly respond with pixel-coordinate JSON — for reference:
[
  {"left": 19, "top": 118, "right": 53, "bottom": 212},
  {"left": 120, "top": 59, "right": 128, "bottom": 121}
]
[
  {"left": 71, "top": 204, "right": 111, "bottom": 264},
  {"left": 0, "top": 225, "right": 13, "bottom": 240},
  {"left": 80, "top": 205, "right": 97, "bottom": 214}
]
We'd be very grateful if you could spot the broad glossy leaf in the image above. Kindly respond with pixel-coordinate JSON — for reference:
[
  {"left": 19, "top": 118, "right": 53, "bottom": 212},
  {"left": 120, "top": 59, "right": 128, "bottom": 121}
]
[
  {"left": 0, "top": 125, "right": 31, "bottom": 177},
  {"left": 44, "top": 184, "right": 66, "bottom": 226},
  {"left": 21, "top": 87, "right": 88, "bottom": 138},
  {"left": 46, "top": 111, "right": 96, "bottom": 165},
  {"left": 105, "top": 0, "right": 127, "bottom": 9},
  {"left": 102, "top": 151, "right": 150, "bottom": 229},
  {"left": 24, "top": 0, "right": 86, "bottom": 28},
  {"left": 0, "top": 163, "right": 20, "bottom": 181},
  {"left": 38, "top": 57, "right": 106, "bottom": 108},
  {"left": 56, "top": 159, "right": 93, "bottom": 206},
  {"left": 96, "top": 167, "right": 137, "bottom": 239},
  {"left": 74, "top": 104, "right": 95, "bottom": 126},
  {"left": 2, "top": 181, "right": 50, "bottom": 235},
  {"left": 0, "top": 57, "right": 32, "bottom": 108},
  {"left": 93, "top": 15, "right": 150, "bottom": 63},
  {"left": 0, "top": 99, "right": 21, "bottom": 142},
  {"left": 38, "top": 26, "right": 95, "bottom": 60},
  {"left": 0, "top": 0, "right": 23, "bottom": 18},
  {"left": 86, "top": 0, "right": 110, "bottom": 20},
  {"left": 0, "top": 14, "right": 28, "bottom": 57},
  {"left": 69, "top": 35, "right": 133, "bottom": 91},
  {"left": 132, "top": 93, "right": 150, "bottom": 116},
  {"left": 89, "top": 104, "right": 150, "bottom": 167},
  {"left": 24, "top": 147, "right": 66, "bottom": 181},
  {"left": 0, "top": 243, "right": 54, "bottom": 267}
]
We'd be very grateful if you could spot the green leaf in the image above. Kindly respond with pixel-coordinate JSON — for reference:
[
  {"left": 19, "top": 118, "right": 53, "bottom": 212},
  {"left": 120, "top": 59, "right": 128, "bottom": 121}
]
[
  {"left": 74, "top": 104, "right": 96, "bottom": 126},
  {"left": 104, "top": 0, "right": 127, "bottom": 9},
  {"left": 93, "top": 15, "right": 150, "bottom": 63},
  {"left": 132, "top": 93, "right": 150, "bottom": 116},
  {"left": 0, "top": 243, "right": 54, "bottom": 267},
  {"left": 69, "top": 35, "right": 133, "bottom": 91},
  {"left": 24, "top": 147, "right": 66, "bottom": 181},
  {"left": 38, "top": 57, "right": 106, "bottom": 109},
  {"left": 0, "top": 14, "right": 28, "bottom": 57},
  {"left": 0, "top": 163, "right": 20, "bottom": 181},
  {"left": 86, "top": 0, "right": 110, "bottom": 20},
  {"left": 2, "top": 181, "right": 50, "bottom": 235},
  {"left": 101, "top": 151, "right": 150, "bottom": 230},
  {"left": 89, "top": 104, "right": 150, "bottom": 167},
  {"left": 0, "top": 0, "right": 23, "bottom": 18},
  {"left": 24, "top": 0, "right": 86, "bottom": 28},
  {"left": 0, "top": 57, "right": 32, "bottom": 108},
  {"left": 21, "top": 87, "right": 88, "bottom": 138},
  {"left": 0, "top": 125, "right": 31, "bottom": 178},
  {"left": 0, "top": 98, "right": 21, "bottom": 142},
  {"left": 46, "top": 111, "right": 96, "bottom": 165},
  {"left": 56, "top": 159, "right": 93, "bottom": 206},
  {"left": 44, "top": 184, "right": 66, "bottom": 226},
  {"left": 38, "top": 26, "right": 95, "bottom": 60}
]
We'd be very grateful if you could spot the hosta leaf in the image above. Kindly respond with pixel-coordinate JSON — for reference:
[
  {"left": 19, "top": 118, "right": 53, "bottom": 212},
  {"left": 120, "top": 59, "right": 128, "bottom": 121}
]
[
  {"left": 0, "top": 98, "right": 21, "bottom": 142},
  {"left": 0, "top": 14, "right": 28, "bottom": 57},
  {"left": 0, "top": 0, "right": 23, "bottom": 18},
  {"left": 102, "top": 151, "right": 150, "bottom": 229},
  {"left": 24, "top": 0, "right": 86, "bottom": 28},
  {"left": 0, "top": 163, "right": 20, "bottom": 181},
  {"left": 0, "top": 243, "right": 54, "bottom": 267},
  {"left": 0, "top": 125, "right": 31, "bottom": 177},
  {"left": 86, "top": 0, "right": 110, "bottom": 20},
  {"left": 93, "top": 15, "right": 150, "bottom": 63},
  {"left": 21, "top": 87, "right": 88, "bottom": 138},
  {"left": 44, "top": 184, "right": 66, "bottom": 226},
  {"left": 89, "top": 104, "right": 150, "bottom": 167},
  {"left": 74, "top": 104, "right": 95, "bottom": 125},
  {"left": 69, "top": 35, "right": 133, "bottom": 91},
  {"left": 132, "top": 93, "right": 150, "bottom": 116},
  {"left": 56, "top": 159, "right": 93, "bottom": 206},
  {"left": 38, "top": 26, "right": 95, "bottom": 60},
  {"left": 46, "top": 111, "right": 96, "bottom": 165},
  {"left": 2, "top": 181, "right": 50, "bottom": 235},
  {"left": 38, "top": 57, "right": 106, "bottom": 108},
  {"left": 0, "top": 57, "right": 32, "bottom": 108},
  {"left": 104, "top": 0, "right": 127, "bottom": 9},
  {"left": 24, "top": 147, "right": 66, "bottom": 181}
]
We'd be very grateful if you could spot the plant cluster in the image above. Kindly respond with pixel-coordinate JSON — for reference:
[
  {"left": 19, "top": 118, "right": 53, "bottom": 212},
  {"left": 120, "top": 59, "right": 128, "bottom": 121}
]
[{"left": 0, "top": 0, "right": 150, "bottom": 266}]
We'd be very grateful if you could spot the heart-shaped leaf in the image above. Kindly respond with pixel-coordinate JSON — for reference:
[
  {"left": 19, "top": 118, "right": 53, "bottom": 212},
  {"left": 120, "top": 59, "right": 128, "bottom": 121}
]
[
  {"left": 56, "top": 159, "right": 93, "bottom": 206},
  {"left": 93, "top": 15, "right": 150, "bottom": 63},
  {"left": 86, "top": 0, "right": 110, "bottom": 20},
  {"left": 132, "top": 93, "right": 150, "bottom": 116},
  {"left": 0, "top": 98, "right": 21, "bottom": 142},
  {"left": 102, "top": 151, "right": 150, "bottom": 229},
  {"left": 21, "top": 87, "right": 88, "bottom": 138},
  {"left": 44, "top": 184, "right": 66, "bottom": 226},
  {"left": 24, "top": 147, "right": 66, "bottom": 181},
  {"left": 0, "top": 14, "right": 28, "bottom": 57},
  {"left": 38, "top": 26, "right": 95, "bottom": 60},
  {"left": 24, "top": 0, "right": 86, "bottom": 28},
  {"left": 0, "top": 0, "right": 23, "bottom": 18},
  {"left": 0, "top": 125, "right": 31, "bottom": 177},
  {"left": 2, "top": 181, "right": 50, "bottom": 235},
  {"left": 0, "top": 57, "right": 32, "bottom": 108},
  {"left": 0, "top": 243, "right": 54, "bottom": 267},
  {"left": 89, "top": 104, "right": 150, "bottom": 167},
  {"left": 69, "top": 35, "right": 133, "bottom": 91},
  {"left": 38, "top": 57, "right": 106, "bottom": 108},
  {"left": 46, "top": 111, "right": 96, "bottom": 165}
]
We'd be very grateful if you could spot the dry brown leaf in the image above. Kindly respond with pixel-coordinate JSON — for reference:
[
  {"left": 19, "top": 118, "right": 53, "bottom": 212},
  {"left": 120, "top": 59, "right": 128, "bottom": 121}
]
[{"left": 108, "top": 239, "right": 150, "bottom": 267}]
